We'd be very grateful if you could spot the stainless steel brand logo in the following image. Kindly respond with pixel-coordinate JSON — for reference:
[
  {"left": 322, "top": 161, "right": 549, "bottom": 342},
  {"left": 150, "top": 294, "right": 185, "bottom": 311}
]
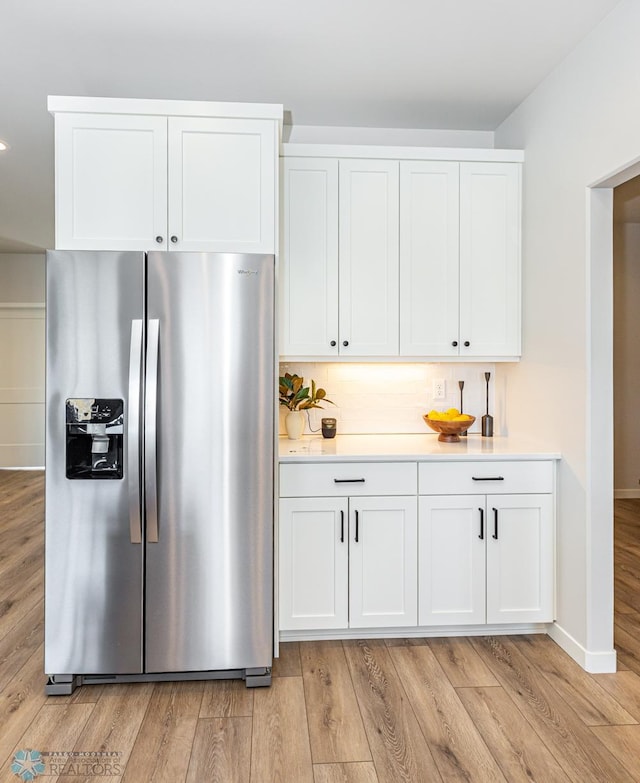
[{"left": 237, "top": 269, "right": 259, "bottom": 276}]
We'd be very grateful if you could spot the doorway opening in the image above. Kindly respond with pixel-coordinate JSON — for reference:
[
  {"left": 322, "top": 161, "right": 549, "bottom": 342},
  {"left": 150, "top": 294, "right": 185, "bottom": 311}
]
[
  {"left": 612, "top": 174, "right": 640, "bottom": 671},
  {"left": 588, "top": 156, "right": 640, "bottom": 668}
]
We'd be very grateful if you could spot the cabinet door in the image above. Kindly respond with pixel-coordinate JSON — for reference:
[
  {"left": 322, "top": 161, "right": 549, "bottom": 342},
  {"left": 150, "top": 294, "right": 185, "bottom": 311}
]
[
  {"left": 459, "top": 162, "right": 521, "bottom": 357},
  {"left": 339, "top": 160, "right": 399, "bottom": 356},
  {"left": 168, "top": 117, "right": 276, "bottom": 253},
  {"left": 54, "top": 113, "right": 168, "bottom": 251},
  {"left": 349, "top": 496, "right": 417, "bottom": 628},
  {"left": 400, "top": 162, "right": 460, "bottom": 356},
  {"left": 486, "top": 494, "right": 554, "bottom": 624},
  {"left": 279, "top": 497, "right": 348, "bottom": 630},
  {"left": 419, "top": 495, "right": 486, "bottom": 625},
  {"left": 280, "top": 158, "right": 339, "bottom": 357}
]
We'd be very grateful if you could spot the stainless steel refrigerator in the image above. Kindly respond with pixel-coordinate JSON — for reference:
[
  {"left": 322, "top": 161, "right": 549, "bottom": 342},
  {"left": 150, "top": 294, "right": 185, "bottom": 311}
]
[{"left": 45, "top": 250, "right": 274, "bottom": 694}]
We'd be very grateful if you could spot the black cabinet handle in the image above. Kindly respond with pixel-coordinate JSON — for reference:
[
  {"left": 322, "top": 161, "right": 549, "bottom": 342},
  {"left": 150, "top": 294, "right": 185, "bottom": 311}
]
[
  {"left": 355, "top": 510, "right": 359, "bottom": 543},
  {"left": 464, "top": 341, "right": 470, "bottom": 347},
  {"left": 330, "top": 340, "right": 337, "bottom": 347},
  {"left": 452, "top": 340, "right": 458, "bottom": 347},
  {"left": 472, "top": 476, "right": 504, "bottom": 482},
  {"left": 334, "top": 478, "right": 365, "bottom": 484},
  {"left": 492, "top": 507, "right": 499, "bottom": 539},
  {"left": 479, "top": 507, "right": 484, "bottom": 540},
  {"left": 170, "top": 235, "right": 178, "bottom": 243},
  {"left": 343, "top": 340, "right": 349, "bottom": 347},
  {"left": 155, "top": 235, "right": 163, "bottom": 244},
  {"left": 340, "top": 510, "right": 344, "bottom": 543}
]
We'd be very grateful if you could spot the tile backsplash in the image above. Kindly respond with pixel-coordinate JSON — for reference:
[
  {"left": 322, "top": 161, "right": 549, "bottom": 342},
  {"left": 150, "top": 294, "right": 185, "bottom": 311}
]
[{"left": 278, "top": 362, "right": 503, "bottom": 436}]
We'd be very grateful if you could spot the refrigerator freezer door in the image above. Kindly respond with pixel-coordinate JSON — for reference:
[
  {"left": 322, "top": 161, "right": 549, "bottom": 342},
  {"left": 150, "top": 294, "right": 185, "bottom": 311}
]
[
  {"left": 45, "top": 250, "right": 145, "bottom": 675},
  {"left": 145, "top": 252, "right": 274, "bottom": 673}
]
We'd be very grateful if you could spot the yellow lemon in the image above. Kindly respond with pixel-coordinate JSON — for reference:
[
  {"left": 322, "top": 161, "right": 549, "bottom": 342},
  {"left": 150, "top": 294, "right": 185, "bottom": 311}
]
[{"left": 446, "top": 408, "right": 460, "bottom": 417}]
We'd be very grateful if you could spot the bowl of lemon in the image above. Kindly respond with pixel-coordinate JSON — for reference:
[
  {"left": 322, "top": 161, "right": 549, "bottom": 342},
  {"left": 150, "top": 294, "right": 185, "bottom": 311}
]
[{"left": 423, "top": 408, "right": 475, "bottom": 442}]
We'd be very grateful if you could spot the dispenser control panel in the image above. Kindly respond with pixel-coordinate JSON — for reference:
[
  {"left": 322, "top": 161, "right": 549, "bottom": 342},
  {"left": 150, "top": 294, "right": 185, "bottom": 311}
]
[{"left": 65, "top": 398, "right": 124, "bottom": 479}]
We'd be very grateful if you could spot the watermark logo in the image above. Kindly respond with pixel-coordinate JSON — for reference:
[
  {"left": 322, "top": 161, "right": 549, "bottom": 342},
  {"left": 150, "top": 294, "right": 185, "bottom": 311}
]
[
  {"left": 11, "top": 750, "right": 122, "bottom": 779},
  {"left": 11, "top": 750, "right": 45, "bottom": 781}
]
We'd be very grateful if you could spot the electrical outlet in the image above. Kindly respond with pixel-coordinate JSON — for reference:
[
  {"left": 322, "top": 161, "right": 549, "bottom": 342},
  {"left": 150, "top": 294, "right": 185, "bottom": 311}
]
[{"left": 432, "top": 379, "right": 446, "bottom": 399}]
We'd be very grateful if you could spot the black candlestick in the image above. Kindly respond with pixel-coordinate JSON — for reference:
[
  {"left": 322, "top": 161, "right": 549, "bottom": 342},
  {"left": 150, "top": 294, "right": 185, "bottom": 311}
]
[
  {"left": 458, "top": 380, "right": 467, "bottom": 436},
  {"left": 482, "top": 372, "right": 493, "bottom": 437}
]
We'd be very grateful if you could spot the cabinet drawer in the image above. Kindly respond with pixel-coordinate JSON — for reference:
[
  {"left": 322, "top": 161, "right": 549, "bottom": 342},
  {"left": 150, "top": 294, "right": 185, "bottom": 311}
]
[
  {"left": 419, "top": 461, "right": 553, "bottom": 495},
  {"left": 280, "top": 462, "right": 417, "bottom": 497}
]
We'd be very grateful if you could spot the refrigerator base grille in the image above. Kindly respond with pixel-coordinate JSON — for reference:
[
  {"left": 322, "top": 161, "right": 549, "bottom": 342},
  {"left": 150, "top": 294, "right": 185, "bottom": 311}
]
[{"left": 45, "top": 666, "right": 272, "bottom": 695}]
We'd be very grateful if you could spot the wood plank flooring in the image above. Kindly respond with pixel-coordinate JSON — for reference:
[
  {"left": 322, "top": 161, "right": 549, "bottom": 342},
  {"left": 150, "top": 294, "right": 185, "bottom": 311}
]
[{"left": 3, "top": 470, "right": 640, "bottom": 781}]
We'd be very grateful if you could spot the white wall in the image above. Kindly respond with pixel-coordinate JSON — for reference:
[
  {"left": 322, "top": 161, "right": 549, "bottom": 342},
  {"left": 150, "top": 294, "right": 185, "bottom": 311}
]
[
  {"left": 284, "top": 124, "right": 495, "bottom": 149},
  {"left": 279, "top": 362, "right": 499, "bottom": 437},
  {"left": 494, "top": 0, "right": 640, "bottom": 669},
  {"left": 614, "top": 221, "right": 640, "bottom": 495},
  {"left": 0, "top": 253, "right": 45, "bottom": 467}
]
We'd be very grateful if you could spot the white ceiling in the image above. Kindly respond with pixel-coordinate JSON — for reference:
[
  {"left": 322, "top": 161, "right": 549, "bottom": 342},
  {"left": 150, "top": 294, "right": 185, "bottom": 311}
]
[{"left": 0, "top": 0, "right": 625, "bottom": 252}]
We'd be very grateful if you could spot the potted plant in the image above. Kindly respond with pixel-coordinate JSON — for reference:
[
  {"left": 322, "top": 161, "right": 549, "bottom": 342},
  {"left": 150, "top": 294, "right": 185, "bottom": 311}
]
[{"left": 279, "top": 373, "right": 334, "bottom": 439}]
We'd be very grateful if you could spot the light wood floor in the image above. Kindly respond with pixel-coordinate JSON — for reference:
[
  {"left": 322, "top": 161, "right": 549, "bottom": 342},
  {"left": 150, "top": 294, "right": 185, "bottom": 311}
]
[{"left": 3, "top": 470, "right": 640, "bottom": 782}]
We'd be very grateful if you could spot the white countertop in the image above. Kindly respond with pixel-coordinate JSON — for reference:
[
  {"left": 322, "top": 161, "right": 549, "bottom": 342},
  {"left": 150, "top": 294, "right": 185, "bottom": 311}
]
[{"left": 279, "top": 434, "right": 561, "bottom": 462}]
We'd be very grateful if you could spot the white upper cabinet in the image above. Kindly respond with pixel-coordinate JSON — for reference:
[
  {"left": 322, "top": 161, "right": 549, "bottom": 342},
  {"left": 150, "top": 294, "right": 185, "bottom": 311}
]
[
  {"left": 280, "top": 146, "right": 522, "bottom": 361},
  {"left": 280, "top": 158, "right": 339, "bottom": 357},
  {"left": 50, "top": 97, "right": 281, "bottom": 253},
  {"left": 54, "top": 113, "right": 168, "bottom": 251},
  {"left": 459, "top": 162, "right": 521, "bottom": 357},
  {"left": 399, "top": 161, "right": 460, "bottom": 356},
  {"left": 339, "top": 160, "right": 399, "bottom": 356},
  {"left": 167, "top": 117, "right": 276, "bottom": 253},
  {"left": 280, "top": 157, "right": 399, "bottom": 357},
  {"left": 400, "top": 160, "right": 521, "bottom": 358}
]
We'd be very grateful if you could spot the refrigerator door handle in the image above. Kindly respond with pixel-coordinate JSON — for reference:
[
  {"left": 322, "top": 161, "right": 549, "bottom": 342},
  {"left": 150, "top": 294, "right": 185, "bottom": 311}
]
[
  {"left": 145, "top": 319, "right": 160, "bottom": 543},
  {"left": 127, "top": 319, "right": 143, "bottom": 544}
]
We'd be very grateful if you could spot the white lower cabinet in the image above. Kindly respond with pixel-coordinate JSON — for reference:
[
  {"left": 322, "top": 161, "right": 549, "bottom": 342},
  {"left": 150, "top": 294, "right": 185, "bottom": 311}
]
[
  {"left": 278, "top": 461, "right": 418, "bottom": 630},
  {"left": 418, "top": 462, "right": 555, "bottom": 626},
  {"left": 279, "top": 494, "right": 417, "bottom": 631},
  {"left": 349, "top": 496, "right": 417, "bottom": 628},
  {"left": 278, "top": 459, "right": 555, "bottom": 637},
  {"left": 279, "top": 497, "right": 349, "bottom": 630},
  {"left": 485, "top": 494, "right": 554, "bottom": 623},
  {"left": 418, "top": 495, "right": 486, "bottom": 625}
]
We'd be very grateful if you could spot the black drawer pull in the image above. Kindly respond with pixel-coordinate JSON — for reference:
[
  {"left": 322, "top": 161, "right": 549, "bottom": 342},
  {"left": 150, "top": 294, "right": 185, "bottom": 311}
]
[
  {"left": 479, "top": 507, "right": 484, "bottom": 540},
  {"left": 334, "top": 478, "right": 366, "bottom": 484},
  {"left": 492, "top": 507, "right": 499, "bottom": 539},
  {"left": 471, "top": 476, "right": 505, "bottom": 481},
  {"left": 340, "top": 510, "right": 344, "bottom": 543},
  {"left": 355, "top": 510, "right": 359, "bottom": 542}
]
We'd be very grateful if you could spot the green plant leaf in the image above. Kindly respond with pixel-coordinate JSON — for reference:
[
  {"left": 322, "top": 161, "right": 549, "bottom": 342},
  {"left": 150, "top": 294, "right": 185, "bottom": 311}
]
[{"left": 277, "top": 374, "right": 335, "bottom": 411}]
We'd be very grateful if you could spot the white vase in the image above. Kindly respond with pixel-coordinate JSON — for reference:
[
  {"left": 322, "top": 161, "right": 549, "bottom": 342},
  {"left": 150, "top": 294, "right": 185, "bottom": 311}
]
[{"left": 285, "top": 410, "right": 305, "bottom": 440}]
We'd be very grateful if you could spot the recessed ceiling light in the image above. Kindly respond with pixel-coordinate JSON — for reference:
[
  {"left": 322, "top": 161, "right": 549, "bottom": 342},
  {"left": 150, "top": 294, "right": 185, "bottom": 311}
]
[{"left": 0, "top": 140, "right": 9, "bottom": 151}]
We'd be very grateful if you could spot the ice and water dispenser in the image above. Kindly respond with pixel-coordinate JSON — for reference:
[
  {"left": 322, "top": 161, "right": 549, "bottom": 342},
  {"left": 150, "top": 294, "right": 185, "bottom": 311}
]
[{"left": 65, "top": 398, "right": 124, "bottom": 479}]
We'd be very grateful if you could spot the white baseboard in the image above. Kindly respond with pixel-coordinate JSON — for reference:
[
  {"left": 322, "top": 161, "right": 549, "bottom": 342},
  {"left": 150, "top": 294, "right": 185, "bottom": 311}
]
[
  {"left": 548, "top": 622, "right": 617, "bottom": 673},
  {"left": 614, "top": 488, "right": 640, "bottom": 499},
  {"left": 0, "top": 465, "right": 44, "bottom": 471},
  {"left": 280, "top": 623, "right": 548, "bottom": 643}
]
